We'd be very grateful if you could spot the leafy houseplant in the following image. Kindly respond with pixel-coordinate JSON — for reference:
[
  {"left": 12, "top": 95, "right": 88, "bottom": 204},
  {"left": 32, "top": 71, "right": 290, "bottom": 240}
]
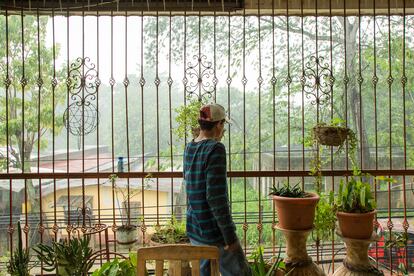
[
  {"left": 313, "top": 192, "right": 336, "bottom": 242},
  {"left": 248, "top": 246, "right": 290, "bottom": 276},
  {"left": 335, "top": 171, "right": 377, "bottom": 239},
  {"left": 307, "top": 118, "right": 357, "bottom": 241},
  {"left": 111, "top": 174, "right": 139, "bottom": 247},
  {"left": 312, "top": 118, "right": 357, "bottom": 148},
  {"left": 34, "top": 235, "right": 94, "bottom": 276},
  {"left": 92, "top": 252, "right": 148, "bottom": 276},
  {"left": 269, "top": 182, "right": 319, "bottom": 230},
  {"left": 7, "top": 221, "right": 31, "bottom": 276},
  {"left": 150, "top": 216, "right": 189, "bottom": 244},
  {"left": 150, "top": 217, "right": 190, "bottom": 276}
]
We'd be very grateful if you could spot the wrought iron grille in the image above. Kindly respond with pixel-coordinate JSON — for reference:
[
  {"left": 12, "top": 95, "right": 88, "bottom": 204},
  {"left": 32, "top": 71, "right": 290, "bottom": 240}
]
[{"left": 0, "top": 0, "right": 414, "bottom": 274}]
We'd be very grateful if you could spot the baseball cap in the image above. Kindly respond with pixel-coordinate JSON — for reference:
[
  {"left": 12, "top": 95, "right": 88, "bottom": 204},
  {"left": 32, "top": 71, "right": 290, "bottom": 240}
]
[{"left": 199, "top": 103, "right": 230, "bottom": 123}]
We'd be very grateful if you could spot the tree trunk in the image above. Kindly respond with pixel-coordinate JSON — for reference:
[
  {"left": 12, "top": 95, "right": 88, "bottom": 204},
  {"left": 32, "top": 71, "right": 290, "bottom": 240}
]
[{"left": 345, "top": 19, "right": 372, "bottom": 170}]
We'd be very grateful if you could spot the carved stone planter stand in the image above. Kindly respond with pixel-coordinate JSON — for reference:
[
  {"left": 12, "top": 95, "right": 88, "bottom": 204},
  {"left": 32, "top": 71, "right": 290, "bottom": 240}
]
[
  {"left": 333, "top": 233, "right": 383, "bottom": 276},
  {"left": 275, "top": 226, "right": 325, "bottom": 276}
]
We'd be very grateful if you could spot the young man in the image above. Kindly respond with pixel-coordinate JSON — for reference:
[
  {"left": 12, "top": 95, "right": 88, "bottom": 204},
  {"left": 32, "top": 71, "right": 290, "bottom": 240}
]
[{"left": 184, "top": 103, "right": 250, "bottom": 276}]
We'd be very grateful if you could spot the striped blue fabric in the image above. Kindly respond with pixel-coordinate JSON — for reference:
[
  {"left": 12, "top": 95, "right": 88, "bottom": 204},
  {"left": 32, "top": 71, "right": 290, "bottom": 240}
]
[{"left": 184, "top": 139, "right": 237, "bottom": 246}]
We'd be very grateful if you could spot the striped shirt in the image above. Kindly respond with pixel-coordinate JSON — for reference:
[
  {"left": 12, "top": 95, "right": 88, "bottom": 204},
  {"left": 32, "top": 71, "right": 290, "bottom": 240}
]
[{"left": 184, "top": 139, "right": 237, "bottom": 246}]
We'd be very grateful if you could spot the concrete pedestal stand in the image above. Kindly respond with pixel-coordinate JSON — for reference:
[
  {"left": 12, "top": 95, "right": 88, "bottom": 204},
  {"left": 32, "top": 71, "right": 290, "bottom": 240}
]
[
  {"left": 333, "top": 233, "right": 383, "bottom": 276},
  {"left": 275, "top": 226, "right": 325, "bottom": 276}
]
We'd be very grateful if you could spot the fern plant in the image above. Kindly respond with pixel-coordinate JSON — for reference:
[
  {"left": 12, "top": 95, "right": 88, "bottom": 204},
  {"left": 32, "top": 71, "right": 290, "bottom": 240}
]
[
  {"left": 34, "top": 235, "right": 95, "bottom": 276},
  {"left": 7, "top": 221, "right": 31, "bottom": 276}
]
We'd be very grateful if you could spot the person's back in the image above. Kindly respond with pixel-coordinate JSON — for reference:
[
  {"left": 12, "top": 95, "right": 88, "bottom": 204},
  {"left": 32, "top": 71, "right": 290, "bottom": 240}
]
[
  {"left": 184, "top": 103, "right": 250, "bottom": 276},
  {"left": 185, "top": 139, "right": 236, "bottom": 246}
]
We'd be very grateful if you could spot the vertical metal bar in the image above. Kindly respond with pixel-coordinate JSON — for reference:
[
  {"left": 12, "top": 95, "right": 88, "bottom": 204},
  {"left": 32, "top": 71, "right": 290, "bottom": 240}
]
[
  {"left": 387, "top": 0, "right": 393, "bottom": 171},
  {"left": 168, "top": 11, "right": 174, "bottom": 218},
  {"left": 65, "top": 7, "right": 70, "bottom": 237},
  {"left": 328, "top": 0, "right": 335, "bottom": 270},
  {"left": 358, "top": 0, "right": 363, "bottom": 169},
  {"left": 286, "top": 0, "right": 291, "bottom": 176},
  {"left": 257, "top": 0, "right": 262, "bottom": 245},
  {"left": 373, "top": 0, "right": 378, "bottom": 171},
  {"left": 314, "top": 0, "right": 320, "bottom": 264},
  {"left": 155, "top": 12, "right": 160, "bottom": 226},
  {"left": 96, "top": 6, "right": 103, "bottom": 264},
  {"left": 227, "top": 12, "right": 232, "bottom": 213},
  {"left": 300, "top": 0, "right": 305, "bottom": 192},
  {"left": 20, "top": 6, "right": 28, "bottom": 248},
  {"left": 373, "top": 6, "right": 379, "bottom": 265},
  {"left": 401, "top": 0, "right": 409, "bottom": 268},
  {"left": 81, "top": 6, "right": 86, "bottom": 227},
  {"left": 51, "top": 7, "right": 57, "bottom": 254},
  {"left": 198, "top": 13, "right": 201, "bottom": 100},
  {"left": 110, "top": 12, "right": 116, "bottom": 249},
  {"left": 272, "top": 0, "right": 277, "bottom": 254},
  {"left": 242, "top": 7, "right": 247, "bottom": 253},
  {"left": 5, "top": 8, "right": 13, "bottom": 254},
  {"left": 35, "top": 9, "right": 44, "bottom": 273},
  {"left": 124, "top": 11, "right": 131, "bottom": 226},
  {"left": 213, "top": 12, "right": 216, "bottom": 102},
  {"left": 140, "top": 11, "right": 146, "bottom": 244},
  {"left": 343, "top": 0, "right": 349, "bottom": 172},
  {"left": 5, "top": 9, "right": 9, "bottom": 175},
  {"left": 183, "top": 12, "right": 187, "bottom": 146},
  {"left": 387, "top": 0, "right": 394, "bottom": 272}
]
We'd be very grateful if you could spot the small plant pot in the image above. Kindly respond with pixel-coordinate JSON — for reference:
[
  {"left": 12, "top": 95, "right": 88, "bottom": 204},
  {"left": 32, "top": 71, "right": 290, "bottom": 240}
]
[
  {"left": 272, "top": 193, "right": 320, "bottom": 230},
  {"left": 313, "top": 126, "right": 350, "bottom": 147},
  {"left": 117, "top": 225, "right": 138, "bottom": 249},
  {"left": 336, "top": 210, "right": 376, "bottom": 239}
]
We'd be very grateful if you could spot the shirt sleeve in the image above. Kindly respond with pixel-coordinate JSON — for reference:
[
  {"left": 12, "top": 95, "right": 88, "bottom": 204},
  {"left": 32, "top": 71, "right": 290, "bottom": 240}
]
[{"left": 205, "top": 143, "right": 237, "bottom": 245}]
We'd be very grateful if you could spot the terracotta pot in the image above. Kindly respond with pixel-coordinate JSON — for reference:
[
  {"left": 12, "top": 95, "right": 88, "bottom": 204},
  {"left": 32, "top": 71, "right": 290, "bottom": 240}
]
[
  {"left": 272, "top": 193, "right": 319, "bottom": 230},
  {"left": 337, "top": 210, "right": 376, "bottom": 239}
]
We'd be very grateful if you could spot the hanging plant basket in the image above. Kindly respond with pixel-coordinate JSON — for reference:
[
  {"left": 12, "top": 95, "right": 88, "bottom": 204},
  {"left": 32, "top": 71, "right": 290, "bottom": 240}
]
[{"left": 313, "top": 125, "right": 350, "bottom": 147}]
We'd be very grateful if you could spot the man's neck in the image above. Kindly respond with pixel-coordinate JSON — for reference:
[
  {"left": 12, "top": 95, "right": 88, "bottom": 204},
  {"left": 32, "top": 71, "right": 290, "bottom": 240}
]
[{"left": 194, "top": 131, "right": 216, "bottom": 142}]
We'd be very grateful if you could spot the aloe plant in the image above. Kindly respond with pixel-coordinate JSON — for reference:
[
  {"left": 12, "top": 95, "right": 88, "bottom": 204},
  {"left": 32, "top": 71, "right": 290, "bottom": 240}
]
[
  {"left": 33, "top": 235, "right": 94, "bottom": 276},
  {"left": 7, "top": 221, "right": 31, "bottom": 276},
  {"left": 269, "top": 182, "right": 307, "bottom": 198}
]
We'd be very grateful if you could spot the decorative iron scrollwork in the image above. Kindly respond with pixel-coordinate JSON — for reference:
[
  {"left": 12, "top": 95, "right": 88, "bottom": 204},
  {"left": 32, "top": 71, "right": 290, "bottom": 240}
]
[
  {"left": 185, "top": 55, "right": 216, "bottom": 101},
  {"left": 63, "top": 57, "right": 99, "bottom": 143},
  {"left": 303, "top": 56, "right": 334, "bottom": 106}
]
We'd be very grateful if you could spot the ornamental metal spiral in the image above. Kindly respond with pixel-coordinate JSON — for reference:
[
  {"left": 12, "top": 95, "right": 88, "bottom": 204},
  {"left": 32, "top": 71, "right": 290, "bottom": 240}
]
[
  {"left": 63, "top": 57, "right": 99, "bottom": 138},
  {"left": 302, "top": 56, "right": 334, "bottom": 106},
  {"left": 185, "top": 55, "right": 217, "bottom": 102}
]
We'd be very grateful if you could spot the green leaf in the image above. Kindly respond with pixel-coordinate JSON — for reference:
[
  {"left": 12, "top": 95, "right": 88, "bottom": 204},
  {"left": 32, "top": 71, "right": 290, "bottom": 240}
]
[{"left": 360, "top": 188, "right": 366, "bottom": 208}]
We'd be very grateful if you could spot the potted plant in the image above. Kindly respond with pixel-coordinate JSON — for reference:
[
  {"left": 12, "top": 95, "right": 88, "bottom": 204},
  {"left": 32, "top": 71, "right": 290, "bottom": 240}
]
[
  {"left": 34, "top": 235, "right": 94, "bottom": 276},
  {"left": 7, "top": 221, "right": 31, "bottom": 276},
  {"left": 174, "top": 98, "right": 204, "bottom": 140},
  {"left": 335, "top": 169, "right": 377, "bottom": 240},
  {"left": 92, "top": 252, "right": 148, "bottom": 276},
  {"left": 248, "top": 246, "right": 291, "bottom": 276},
  {"left": 269, "top": 182, "right": 319, "bottom": 230},
  {"left": 111, "top": 174, "right": 139, "bottom": 248},
  {"left": 150, "top": 217, "right": 190, "bottom": 276},
  {"left": 312, "top": 118, "right": 357, "bottom": 148}
]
